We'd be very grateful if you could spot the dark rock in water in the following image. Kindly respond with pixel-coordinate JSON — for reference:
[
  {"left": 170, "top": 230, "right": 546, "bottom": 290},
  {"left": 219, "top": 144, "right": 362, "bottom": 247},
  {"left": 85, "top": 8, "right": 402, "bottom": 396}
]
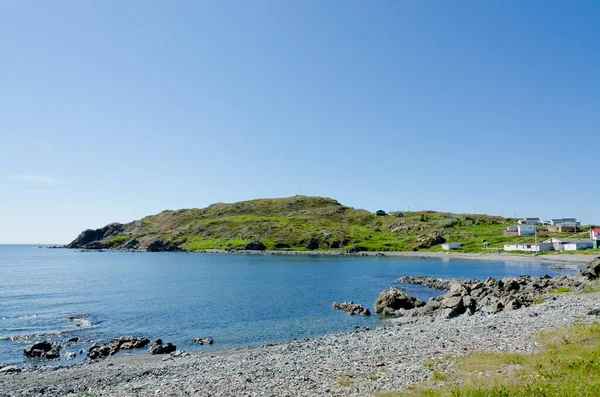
[
  {"left": 348, "top": 245, "right": 368, "bottom": 253},
  {"left": 24, "top": 341, "right": 60, "bottom": 359},
  {"left": 332, "top": 301, "right": 371, "bottom": 316},
  {"left": 87, "top": 336, "right": 150, "bottom": 360},
  {"left": 397, "top": 276, "right": 457, "bottom": 291},
  {"left": 244, "top": 241, "right": 266, "bottom": 251},
  {"left": 387, "top": 259, "right": 600, "bottom": 320},
  {"left": 67, "top": 337, "right": 79, "bottom": 343},
  {"left": 373, "top": 289, "right": 426, "bottom": 314},
  {"left": 588, "top": 308, "right": 600, "bottom": 316},
  {"left": 149, "top": 339, "right": 176, "bottom": 355},
  {"left": 194, "top": 337, "right": 213, "bottom": 345}
]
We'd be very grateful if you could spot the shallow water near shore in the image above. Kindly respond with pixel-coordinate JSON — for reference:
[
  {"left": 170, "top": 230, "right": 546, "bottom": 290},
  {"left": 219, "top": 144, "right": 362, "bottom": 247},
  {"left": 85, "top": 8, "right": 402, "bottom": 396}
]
[{"left": 0, "top": 245, "right": 578, "bottom": 366}]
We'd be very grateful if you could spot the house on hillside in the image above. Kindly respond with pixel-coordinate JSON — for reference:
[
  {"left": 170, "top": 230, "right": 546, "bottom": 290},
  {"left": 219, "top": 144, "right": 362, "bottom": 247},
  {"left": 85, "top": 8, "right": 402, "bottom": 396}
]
[
  {"left": 518, "top": 225, "right": 536, "bottom": 236},
  {"left": 550, "top": 218, "right": 579, "bottom": 226},
  {"left": 506, "top": 226, "right": 518, "bottom": 233},
  {"left": 376, "top": 210, "right": 387, "bottom": 216},
  {"left": 518, "top": 217, "right": 540, "bottom": 225},
  {"left": 591, "top": 229, "right": 600, "bottom": 249},
  {"left": 504, "top": 243, "right": 553, "bottom": 252},
  {"left": 544, "top": 238, "right": 594, "bottom": 251},
  {"left": 442, "top": 242, "right": 462, "bottom": 250}
]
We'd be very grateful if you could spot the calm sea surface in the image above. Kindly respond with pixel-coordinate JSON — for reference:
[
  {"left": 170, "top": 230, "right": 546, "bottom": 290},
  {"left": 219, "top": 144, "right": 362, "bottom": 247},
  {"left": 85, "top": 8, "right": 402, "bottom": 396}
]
[{"left": 0, "top": 245, "right": 578, "bottom": 366}]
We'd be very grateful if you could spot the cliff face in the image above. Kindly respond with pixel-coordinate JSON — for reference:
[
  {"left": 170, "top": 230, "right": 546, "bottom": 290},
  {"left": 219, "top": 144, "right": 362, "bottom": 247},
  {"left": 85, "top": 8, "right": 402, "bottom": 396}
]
[{"left": 66, "top": 195, "right": 510, "bottom": 252}]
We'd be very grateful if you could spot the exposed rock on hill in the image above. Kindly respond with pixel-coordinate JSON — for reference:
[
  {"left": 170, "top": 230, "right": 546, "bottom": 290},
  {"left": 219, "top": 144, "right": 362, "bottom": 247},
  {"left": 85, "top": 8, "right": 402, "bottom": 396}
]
[{"left": 64, "top": 195, "right": 523, "bottom": 252}]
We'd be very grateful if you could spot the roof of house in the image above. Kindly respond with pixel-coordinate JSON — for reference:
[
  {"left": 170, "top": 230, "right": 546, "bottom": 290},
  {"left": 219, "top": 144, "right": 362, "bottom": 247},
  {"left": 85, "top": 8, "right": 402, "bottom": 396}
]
[
  {"left": 592, "top": 228, "right": 600, "bottom": 232},
  {"left": 543, "top": 238, "right": 593, "bottom": 244},
  {"left": 520, "top": 217, "right": 540, "bottom": 220}
]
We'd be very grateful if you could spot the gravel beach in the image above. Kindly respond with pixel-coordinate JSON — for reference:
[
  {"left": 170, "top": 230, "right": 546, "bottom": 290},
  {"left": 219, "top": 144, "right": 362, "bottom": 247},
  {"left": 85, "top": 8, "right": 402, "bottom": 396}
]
[{"left": 2, "top": 291, "right": 599, "bottom": 397}]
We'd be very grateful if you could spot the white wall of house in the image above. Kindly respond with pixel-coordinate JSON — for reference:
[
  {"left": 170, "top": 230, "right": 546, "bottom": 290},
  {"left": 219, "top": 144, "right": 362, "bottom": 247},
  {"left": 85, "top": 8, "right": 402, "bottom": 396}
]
[
  {"left": 518, "top": 225, "right": 536, "bottom": 236},
  {"left": 504, "top": 243, "right": 553, "bottom": 252},
  {"left": 590, "top": 230, "right": 600, "bottom": 240},
  {"left": 506, "top": 226, "right": 518, "bottom": 232},
  {"left": 564, "top": 242, "right": 594, "bottom": 251},
  {"left": 442, "top": 242, "right": 462, "bottom": 250},
  {"left": 518, "top": 219, "right": 540, "bottom": 225}
]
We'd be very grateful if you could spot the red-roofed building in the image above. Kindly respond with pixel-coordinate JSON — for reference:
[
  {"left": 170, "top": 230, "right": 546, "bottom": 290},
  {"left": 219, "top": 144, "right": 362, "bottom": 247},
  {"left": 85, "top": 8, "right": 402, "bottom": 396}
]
[{"left": 591, "top": 229, "right": 600, "bottom": 249}]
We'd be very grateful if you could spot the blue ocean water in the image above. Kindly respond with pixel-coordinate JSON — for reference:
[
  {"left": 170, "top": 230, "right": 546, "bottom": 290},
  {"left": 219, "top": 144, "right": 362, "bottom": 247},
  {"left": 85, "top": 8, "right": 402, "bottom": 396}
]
[{"left": 0, "top": 245, "right": 578, "bottom": 366}]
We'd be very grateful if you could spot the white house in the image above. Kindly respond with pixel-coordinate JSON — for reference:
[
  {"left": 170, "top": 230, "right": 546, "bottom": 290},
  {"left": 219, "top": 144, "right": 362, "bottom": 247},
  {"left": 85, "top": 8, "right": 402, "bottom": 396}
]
[
  {"left": 504, "top": 243, "right": 553, "bottom": 252},
  {"left": 563, "top": 242, "right": 594, "bottom": 251},
  {"left": 442, "top": 242, "right": 462, "bottom": 250},
  {"left": 591, "top": 229, "right": 600, "bottom": 240},
  {"left": 543, "top": 238, "right": 594, "bottom": 251},
  {"left": 550, "top": 218, "right": 579, "bottom": 226},
  {"left": 518, "top": 225, "right": 536, "bottom": 236},
  {"left": 518, "top": 218, "right": 540, "bottom": 225}
]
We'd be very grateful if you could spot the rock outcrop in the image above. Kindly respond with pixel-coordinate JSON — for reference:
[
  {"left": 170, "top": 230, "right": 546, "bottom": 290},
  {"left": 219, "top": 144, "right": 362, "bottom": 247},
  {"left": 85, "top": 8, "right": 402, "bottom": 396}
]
[
  {"left": 373, "top": 289, "right": 426, "bottom": 314},
  {"left": 244, "top": 241, "right": 266, "bottom": 251},
  {"left": 87, "top": 336, "right": 150, "bottom": 360},
  {"left": 146, "top": 238, "right": 179, "bottom": 252},
  {"left": 332, "top": 301, "right": 371, "bottom": 316},
  {"left": 148, "top": 339, "right": 176, "bottom": 355},
  {"left": 378, "top": 257, "right": 600, "bottom": 319},
  {"left": 24, "top": 341, "right": 60, "bottom": 359},
  {"left": 66, "top": 223, "right": 124, "bottom": 249},
  {"left": 194, "top": 337, "right": 213, "bottom": 345}
]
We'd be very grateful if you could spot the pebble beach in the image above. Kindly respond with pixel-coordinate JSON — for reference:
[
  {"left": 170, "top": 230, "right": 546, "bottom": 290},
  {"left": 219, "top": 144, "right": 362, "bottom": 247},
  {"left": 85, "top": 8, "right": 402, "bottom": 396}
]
[{"left": 2, "top": 291, "right": 599, "bottom": 397}]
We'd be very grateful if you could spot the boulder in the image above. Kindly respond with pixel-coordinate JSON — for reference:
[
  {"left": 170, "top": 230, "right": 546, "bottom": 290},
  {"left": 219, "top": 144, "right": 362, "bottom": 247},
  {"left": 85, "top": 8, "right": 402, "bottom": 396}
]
[
  {"left": 194, "top": 337, "right": 213, "bottom": 345},
  {"left": 149, "top": 339, "right": 177, "bottom": 355},
  {"left": 332, "top": 301, "right": 371, "bottom": 316},
  {"left": 244, "top": 241, "right": 266, "bottom": 251},
  {"left": 373, "top": 289, "right": 425, "bottom": 314},
  {"left": 87, "top": 336, "right": 149, "bottom": 359},
  {"left": 24, "top": 341, "right": 60, "bottom": 359}
]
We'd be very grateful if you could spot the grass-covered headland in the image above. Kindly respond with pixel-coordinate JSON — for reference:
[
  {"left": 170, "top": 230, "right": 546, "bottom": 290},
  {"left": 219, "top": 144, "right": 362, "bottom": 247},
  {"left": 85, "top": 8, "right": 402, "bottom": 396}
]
[{"left": 66, "top": 195, "right": 599, "bottom": 253}]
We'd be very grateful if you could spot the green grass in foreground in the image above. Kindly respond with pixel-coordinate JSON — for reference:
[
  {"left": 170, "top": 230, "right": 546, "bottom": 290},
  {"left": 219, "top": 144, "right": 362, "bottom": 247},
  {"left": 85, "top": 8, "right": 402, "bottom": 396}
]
[{"left": 378, "top": 322, "right": 600, "bottom": 397}]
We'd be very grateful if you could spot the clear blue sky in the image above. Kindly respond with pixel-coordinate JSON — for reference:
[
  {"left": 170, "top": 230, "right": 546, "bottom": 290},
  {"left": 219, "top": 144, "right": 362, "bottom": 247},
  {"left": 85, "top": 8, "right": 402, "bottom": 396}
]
[{"left": 1, "top": 1, "right": 599, "bottom": 243}]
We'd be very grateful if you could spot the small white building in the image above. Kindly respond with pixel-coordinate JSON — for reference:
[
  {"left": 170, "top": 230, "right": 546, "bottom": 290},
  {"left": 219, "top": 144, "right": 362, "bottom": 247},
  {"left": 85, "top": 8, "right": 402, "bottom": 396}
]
[
  {"left": 518, "top": 225, "right": 536, "bottom": 236},
  {"left": 506, "top": 226, "right": 518, "bottom": 233},
  {"left": 550, "top": 218, "right": 579, "bottom": 226},
  {"left": 442, "top": 242, "right": 462, "bottom": 250},
  {"left": 544, "top": 238, "right": 594, "bottom": 251},
  {"left": 518, "top": 218, "right": 540, "bottom": 225},
  {"left": 504, "top": 243, "right": 553, "bottom": 252},
  {"left": 564, "top": 242, "right": 594, "bottom": 251},
  {"left": 590, "top": 229, "right": 600, "bottom": 240}
]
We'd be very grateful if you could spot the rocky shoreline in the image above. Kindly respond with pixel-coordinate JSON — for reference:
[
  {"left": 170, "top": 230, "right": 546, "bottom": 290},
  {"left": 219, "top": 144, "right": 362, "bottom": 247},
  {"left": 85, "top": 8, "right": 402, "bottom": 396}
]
[
  {"left": 62, "top": 245, "right": 596, "bottom": 265},
  {"left": 2, "top": 258, "right": 600, "bottom": 396},
  {"left": 2, "top": 293, "right": 599, "bottom": 396}
]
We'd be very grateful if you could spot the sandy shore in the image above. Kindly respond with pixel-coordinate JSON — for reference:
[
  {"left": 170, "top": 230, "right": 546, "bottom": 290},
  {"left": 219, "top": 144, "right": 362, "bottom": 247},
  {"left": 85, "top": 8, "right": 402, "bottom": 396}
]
[
  {"left": 2, "top": 291, "right": 599, "bottom": 397},
  {"left": 201, "top": 249, "right": 596, "bottom": 265}
]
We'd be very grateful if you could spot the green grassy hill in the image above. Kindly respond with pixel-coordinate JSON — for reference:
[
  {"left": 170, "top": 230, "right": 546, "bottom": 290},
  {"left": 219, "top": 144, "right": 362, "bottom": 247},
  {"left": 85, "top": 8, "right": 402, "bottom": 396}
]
[{"left": 66, "top": 195, "right": 590, "bottom": 253}]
